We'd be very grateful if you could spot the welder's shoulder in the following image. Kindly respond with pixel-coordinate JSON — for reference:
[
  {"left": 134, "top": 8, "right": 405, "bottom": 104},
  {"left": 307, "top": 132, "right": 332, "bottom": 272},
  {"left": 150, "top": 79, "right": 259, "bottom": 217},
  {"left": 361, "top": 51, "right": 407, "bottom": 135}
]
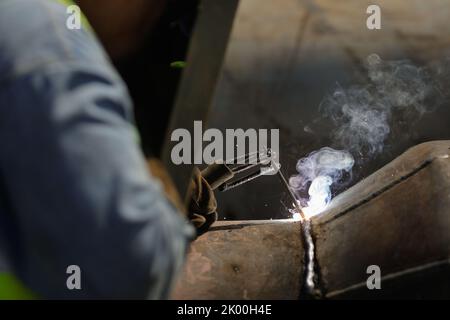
[{"left": 0, "top": 0, "right": 108, "bottom": 83}]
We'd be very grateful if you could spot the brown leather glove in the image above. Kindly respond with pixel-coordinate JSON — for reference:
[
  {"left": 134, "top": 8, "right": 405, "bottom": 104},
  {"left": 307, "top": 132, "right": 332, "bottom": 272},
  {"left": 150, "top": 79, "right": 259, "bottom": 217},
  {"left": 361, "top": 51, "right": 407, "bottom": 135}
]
[
  {"left": 188, "top": 167, "right": 218, "bottom": 236},
  {"left": 148, "top": 159, "right": 219, "bottom": 236}
]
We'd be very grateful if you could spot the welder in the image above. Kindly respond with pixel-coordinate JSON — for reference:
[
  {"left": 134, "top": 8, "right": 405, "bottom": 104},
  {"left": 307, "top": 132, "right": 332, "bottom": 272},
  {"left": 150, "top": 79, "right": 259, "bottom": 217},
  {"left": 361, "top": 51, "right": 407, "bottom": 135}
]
[{"left": 0, "top": 0, "right": 216, "bottom": 299}]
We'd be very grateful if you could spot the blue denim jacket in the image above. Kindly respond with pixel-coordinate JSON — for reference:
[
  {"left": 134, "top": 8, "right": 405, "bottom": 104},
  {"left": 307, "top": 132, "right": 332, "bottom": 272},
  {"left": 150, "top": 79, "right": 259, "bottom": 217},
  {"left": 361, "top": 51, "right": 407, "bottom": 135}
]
[{"left": 0, "top": 0, "right": 193, "bottom": 299}]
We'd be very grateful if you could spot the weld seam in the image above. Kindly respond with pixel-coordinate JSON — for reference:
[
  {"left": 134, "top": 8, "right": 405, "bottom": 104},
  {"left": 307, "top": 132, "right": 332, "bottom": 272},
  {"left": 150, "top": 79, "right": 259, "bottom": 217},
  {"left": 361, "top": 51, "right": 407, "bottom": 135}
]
[{"left": 299, "top": 220, "right": 323, "bottom": 299}]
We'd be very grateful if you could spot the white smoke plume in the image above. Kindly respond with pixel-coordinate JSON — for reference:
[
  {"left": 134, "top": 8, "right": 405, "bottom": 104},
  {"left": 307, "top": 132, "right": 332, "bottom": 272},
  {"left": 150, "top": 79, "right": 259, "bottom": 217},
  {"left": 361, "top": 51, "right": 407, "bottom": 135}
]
[
  {"left": 367, "top": 54, "right": 434, "bottom": 112},
  {"left": 320, "top": 54, "right": 441, "bottom": 157},
  {"left": 289, "top": 147, "right": 354, "bottom": 216},
  {"left": 290, "top": 54, "right": 448, "bottom": 218},
  {"left": 320, "top": 86, "right": 391, "bottom": 156}
]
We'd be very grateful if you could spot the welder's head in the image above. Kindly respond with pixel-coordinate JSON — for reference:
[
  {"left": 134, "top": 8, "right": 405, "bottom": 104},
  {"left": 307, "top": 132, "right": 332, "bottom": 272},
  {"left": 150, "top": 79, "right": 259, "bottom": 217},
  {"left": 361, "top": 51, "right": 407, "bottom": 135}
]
[{"left": 76, "top": 0, "right": 167, "bottom": 60}]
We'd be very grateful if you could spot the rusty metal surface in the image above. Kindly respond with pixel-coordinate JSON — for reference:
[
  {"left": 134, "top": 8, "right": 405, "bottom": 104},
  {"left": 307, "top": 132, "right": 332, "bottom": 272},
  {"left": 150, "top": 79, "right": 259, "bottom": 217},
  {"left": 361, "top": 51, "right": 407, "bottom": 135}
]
[
  {"left": 171, "top": 220, "right": 303, "bottom": 300},
  {"left": 172, "top": 141, "right": 450, "bottom": 299},
  {"left": 311, "top": 140, "right": 450, "bottom": 298}
]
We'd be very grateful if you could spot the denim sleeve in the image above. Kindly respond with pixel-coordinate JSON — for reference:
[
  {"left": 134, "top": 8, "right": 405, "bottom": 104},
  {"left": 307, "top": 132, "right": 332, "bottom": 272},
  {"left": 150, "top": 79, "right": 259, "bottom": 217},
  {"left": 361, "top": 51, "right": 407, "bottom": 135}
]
[{"left": 0, "top": 0, "right": 194, "bottom": 299}]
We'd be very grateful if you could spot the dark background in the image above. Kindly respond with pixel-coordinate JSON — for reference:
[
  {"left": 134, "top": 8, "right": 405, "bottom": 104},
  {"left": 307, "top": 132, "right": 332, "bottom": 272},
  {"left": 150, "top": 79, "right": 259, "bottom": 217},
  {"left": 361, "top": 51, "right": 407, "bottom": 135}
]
[{"left": 118, "top": 0, "right": 450, "bottom": 221}]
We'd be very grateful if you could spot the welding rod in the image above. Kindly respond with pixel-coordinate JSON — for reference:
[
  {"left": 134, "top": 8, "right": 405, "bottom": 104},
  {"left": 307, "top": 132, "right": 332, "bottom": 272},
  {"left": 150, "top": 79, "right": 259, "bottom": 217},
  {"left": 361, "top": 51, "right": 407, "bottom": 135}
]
[
  {"left": 207, "top": 149, "right": 306, "bottom": 221},
  {"left": 275, "top": 167, "right": 306, "bottom": 220}
]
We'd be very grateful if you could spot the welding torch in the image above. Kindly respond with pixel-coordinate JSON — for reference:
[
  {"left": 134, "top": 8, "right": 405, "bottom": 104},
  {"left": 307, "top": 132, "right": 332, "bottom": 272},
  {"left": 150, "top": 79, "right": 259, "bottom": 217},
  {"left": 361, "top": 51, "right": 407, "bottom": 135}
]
[{"left": 200, "top": 149, "right": 306, "bottom": 220}]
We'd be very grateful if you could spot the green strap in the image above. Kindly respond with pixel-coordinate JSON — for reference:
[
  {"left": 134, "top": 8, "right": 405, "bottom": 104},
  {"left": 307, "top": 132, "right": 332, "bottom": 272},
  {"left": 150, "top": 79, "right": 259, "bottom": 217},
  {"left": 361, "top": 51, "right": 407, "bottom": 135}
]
[{"left": 0, "top": 273, "right": 36, "bottom": 300}]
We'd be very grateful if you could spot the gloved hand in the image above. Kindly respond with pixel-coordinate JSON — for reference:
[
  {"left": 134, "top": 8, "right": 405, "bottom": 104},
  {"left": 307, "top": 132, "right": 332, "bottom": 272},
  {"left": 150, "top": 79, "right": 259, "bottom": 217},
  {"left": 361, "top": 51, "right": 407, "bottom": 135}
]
[
  {"left": 148, "top": 159, "right": 223, "bottom": 237},
  {"left": 187, "top": 167, "right": 218, "bottom": 236}
]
